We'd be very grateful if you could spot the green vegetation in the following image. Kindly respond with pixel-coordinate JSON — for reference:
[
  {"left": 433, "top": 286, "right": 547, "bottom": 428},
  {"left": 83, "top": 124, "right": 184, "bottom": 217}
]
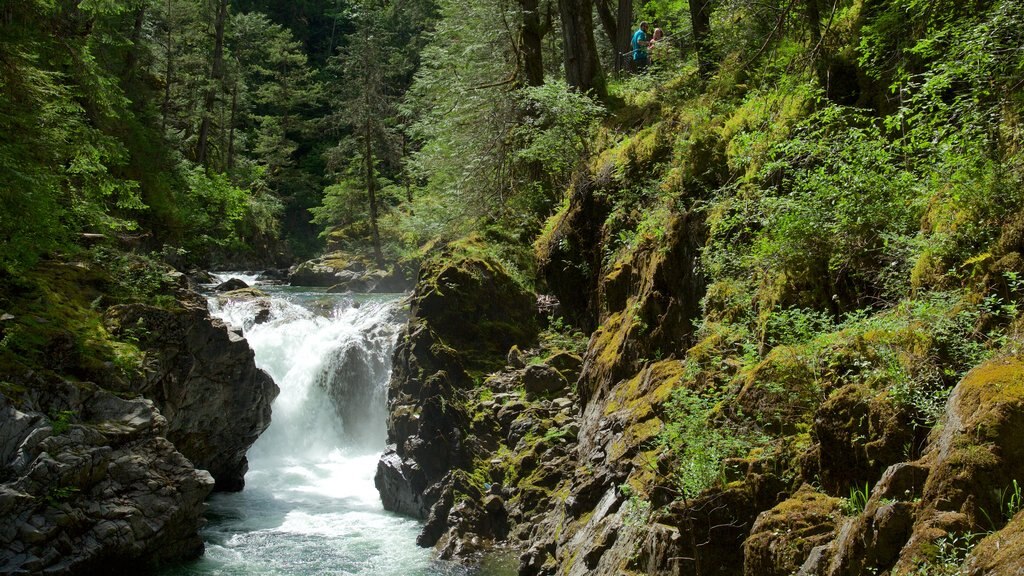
[
  {"left": 4, "top": 0, "right": 1024, "bottom": 569},
  {"left": 841, "top": 482, "right": 871, "bottom": 516}
]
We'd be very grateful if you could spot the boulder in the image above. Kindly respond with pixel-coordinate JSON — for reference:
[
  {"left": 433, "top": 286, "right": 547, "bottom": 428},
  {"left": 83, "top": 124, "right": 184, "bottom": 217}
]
[
  {"left": 522, "top": 364, "right": 568, "bottom": 398},
  {"left": 744, "top": 486, "right": 843, "bottom": 576},
  {"left": 105, "top": 301, "right": 278, "bottom": 491},
  {"left": 214, "top": 278, "right": 248, "bottom": 292},
  {"left": 811, "top": 384, "right": 915, "bottom": 494},
  {"left": 0, "top": 388, "right": 214, "bottom": 574},
  {"left": 289, "top": 255, "right": 368, "bottom": 286},
  {"left": 818, "top": 351, "right": 1024, "bottom": 575},
  {"left": 376, "top": 254, "right": 538, "bottom": 545}
]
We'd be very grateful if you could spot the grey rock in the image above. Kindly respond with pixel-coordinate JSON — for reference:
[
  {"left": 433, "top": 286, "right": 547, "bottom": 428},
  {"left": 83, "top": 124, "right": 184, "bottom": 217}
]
[{"left": 105, "top": 302, "right": 278, "bottom": 491}]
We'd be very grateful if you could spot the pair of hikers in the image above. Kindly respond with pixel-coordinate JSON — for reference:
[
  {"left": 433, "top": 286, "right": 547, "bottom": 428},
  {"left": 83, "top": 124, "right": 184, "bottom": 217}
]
[{"left": 631, "top": 21, "right": 664, "bottom": 72}]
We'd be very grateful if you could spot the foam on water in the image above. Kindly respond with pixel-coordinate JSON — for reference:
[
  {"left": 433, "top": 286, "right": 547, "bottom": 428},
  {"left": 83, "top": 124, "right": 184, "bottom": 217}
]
[{"left": 166, "top": 290, "right": 466, "bottom": 576}]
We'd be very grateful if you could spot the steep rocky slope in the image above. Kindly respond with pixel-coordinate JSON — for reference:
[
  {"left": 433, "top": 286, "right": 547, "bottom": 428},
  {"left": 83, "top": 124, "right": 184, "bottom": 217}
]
[{"left": 0, "top": 262, "right": 277, "bottom": 572}]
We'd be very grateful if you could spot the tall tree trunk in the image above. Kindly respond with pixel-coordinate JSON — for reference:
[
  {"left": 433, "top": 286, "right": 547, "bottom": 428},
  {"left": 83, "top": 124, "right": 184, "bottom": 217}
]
[
  {"left": 122, "top": 4, "right": 146, "bottom": 83},
  {"left": 689, "top": 0, "right": 713, "bottom": 77},
  {"left": 518, "top": 0, "right": 545, "bottom": 87},
  {"left": 227, "top": 83, "right": 237, "bottom": 170},
  {"left": 595, "top": 0, "right": 617, "bottom": 50},
  {"left": 365, "top": 119, "right": 384, "bottom": 268},
  {"left": 161, "top": 0, "right": 173, "bottom": 133},
  {"left": 805, "top": 0, "right": 827, "bottom": 87},
  {"left": 196, "top": 0, "right": 228, "bottom": 167},
  {"left": 615, "top": 0, "right": 632, "bottom": 72},
  {"left": 558, "top": 0, "right": 607, "bottom": 98},
  {"left": 363, "top": 45, "right": 384, "bottom": 268}
]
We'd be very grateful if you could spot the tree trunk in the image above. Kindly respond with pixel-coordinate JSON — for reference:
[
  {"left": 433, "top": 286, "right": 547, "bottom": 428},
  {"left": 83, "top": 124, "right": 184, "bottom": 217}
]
[
  {"left": 161, "top": 0, "right": 173, "bottom": 133},
  {"left": 122, "top": 4, "right": 146, "bottom": 83},
  {"left": 595, "top": 0, "right": 617, "bottom": 50},
  {"left": 227, "top": 83, "right": 237, "bottom": 170},
  {"left": 615, "top": 0, "right": 632, "bottom": 73},
  {"left": 558, "top": 0, "right": 607, "bottom": 98},
  {"left": 805, "top": 0, "right": 827, "bottom": 87},
  {"left": 689, "top": 0, "right": 713, "bottom": 77},
  {"left": 196, "top": 0, "right": 228, "bottom": 167},
  {"left": 365, "top": 118, "right": 384, "bottom": 268},
  {"left": 518, "top": 0, "right": 545, "bottom": 87}
]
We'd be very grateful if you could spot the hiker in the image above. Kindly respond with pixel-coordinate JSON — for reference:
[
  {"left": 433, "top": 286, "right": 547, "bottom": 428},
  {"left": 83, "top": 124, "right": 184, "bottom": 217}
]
[
  {"left": 631, "top": 21, "right": 651, "bottom": 71},
  {"left": 649, "top": 28, "right": 666, "bottom": 63}
]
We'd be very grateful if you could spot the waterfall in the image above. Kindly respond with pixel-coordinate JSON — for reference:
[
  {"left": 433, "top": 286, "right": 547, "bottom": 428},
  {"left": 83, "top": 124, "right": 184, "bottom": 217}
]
[{"left": 166, "top": 284, "right": 467, "bottom": 576}]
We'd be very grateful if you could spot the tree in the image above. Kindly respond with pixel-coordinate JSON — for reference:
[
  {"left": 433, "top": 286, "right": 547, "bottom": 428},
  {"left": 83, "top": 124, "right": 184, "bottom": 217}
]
[
  {"left": 558, "top": 0, "right": 607, "bottom": 97},
  {"left": 595, "top": 0, "right": 633, "bottom": 73},
  {"left": 196, "top": 0, "right": 229, "bottom": 167},
  {"left": 688, "top": 0, "right": 713, "bottom": 77}
]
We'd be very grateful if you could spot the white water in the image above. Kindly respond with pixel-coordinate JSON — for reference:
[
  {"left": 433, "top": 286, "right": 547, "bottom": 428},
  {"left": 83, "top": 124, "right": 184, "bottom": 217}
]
[
  {"left": 210, "top": 271, "right": 264, "bottom": 286},
  {"left": 166, "top": 281, "right": 468, "bottom": 576}
]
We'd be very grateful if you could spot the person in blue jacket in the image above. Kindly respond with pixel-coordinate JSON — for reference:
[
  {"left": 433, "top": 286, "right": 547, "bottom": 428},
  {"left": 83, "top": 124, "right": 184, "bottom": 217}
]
[{"left": 631, "top": 21, "right": 651, "bottom": 71}]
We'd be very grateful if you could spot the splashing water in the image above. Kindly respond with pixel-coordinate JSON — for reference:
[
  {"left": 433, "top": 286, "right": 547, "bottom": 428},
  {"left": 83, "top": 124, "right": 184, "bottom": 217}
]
[{"left": 164, "top": 288, "right": 468, "bottom": 576}]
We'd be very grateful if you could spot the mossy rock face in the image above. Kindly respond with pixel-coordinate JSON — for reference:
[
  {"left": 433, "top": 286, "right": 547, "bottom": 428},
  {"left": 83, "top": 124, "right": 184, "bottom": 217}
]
[
  {"left": 378, "top": 254, "right": 538, "bottom": 534},
  {"left": 743, "top": 485, "right": 842, "bottom": 576},
  {"left": 536, "top": 179, "right": 609, "bottom": 331},
  {"left": 579, "top": 212, "right": 705, "bottom": 408},
  {"left": 733, "top": 345, "right": 820, "bottom": 434},
  {"left": 919, "top": 353, "right": 1024, "bottom": 518},
  {"left": 811, "top": 384, "right": 916, "bottom": 495},
  {"left": 823, "top": 350, "right": 1024, "bottom": 575},
  {"left": 964, "top": 509, "right": 1024, "bottom": 575},
  {"left": 413, "top": 255, "right": 538, "bottom": 374}
]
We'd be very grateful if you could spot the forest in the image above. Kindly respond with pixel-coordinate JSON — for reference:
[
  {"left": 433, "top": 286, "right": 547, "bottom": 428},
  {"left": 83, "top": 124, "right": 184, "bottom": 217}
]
[{"left": 2, "top": 0, "right": 1024, "bottom": 574}]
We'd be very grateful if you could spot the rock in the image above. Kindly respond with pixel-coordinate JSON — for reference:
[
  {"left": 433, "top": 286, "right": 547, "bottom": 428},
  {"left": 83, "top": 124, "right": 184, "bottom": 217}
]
[
  {"left": 214, "top": 278, "right": 249, "bottom": 292},
  {"left": 259, "top": 268, "right": 289, "bottom": 281},
  {"left": 811, "top": 384, "right": 915, "bottom": 494},
  {"left": 375, "top": 254, "right": 538, "bottom": 549},
  {"left": 819, "top": 351, "right": 1024, "bottom": 576},
  {"left": 744, "top": 486, "right": 843, "bottom": 576},
  {"left": 187, "top": 270, "right": 214, "bottom": 284},
  {"left": 545, "top": 350, "right": 583, "bottom": 379},
  {"left": 507, "top": 345, "right": 527, "bottom": 369},
  {"left": 105, "top": 302, "right": 278, "bottom": 491},
  {"left": 522, "top": 364, "right": 568, "bottom": 397},
  {"left": 0, "top": 388, "right": 214, "bottom": 574},
  {"left": 289, "top": 254, "right": 372, "bottom": 286},
  {"left": 964, "top": 510, "right": 1024, "bottom": 575}
]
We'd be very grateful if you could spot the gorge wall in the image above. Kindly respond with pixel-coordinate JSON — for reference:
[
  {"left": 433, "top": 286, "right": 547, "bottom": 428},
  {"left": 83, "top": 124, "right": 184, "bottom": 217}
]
[{"left": 0, "top": 264, "right": 276, "bottom": 574}]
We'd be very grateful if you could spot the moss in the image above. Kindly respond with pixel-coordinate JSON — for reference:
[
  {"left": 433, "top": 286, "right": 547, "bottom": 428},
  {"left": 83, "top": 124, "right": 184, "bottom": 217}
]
[{"left": 735, "top": 345, "right": 821, "bottom": 433}]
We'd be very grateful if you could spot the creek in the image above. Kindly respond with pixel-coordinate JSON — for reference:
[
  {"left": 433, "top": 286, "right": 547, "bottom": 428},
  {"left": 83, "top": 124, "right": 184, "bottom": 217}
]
[{"left": 163, "top": 275, "right": 486, "bottom": 576}]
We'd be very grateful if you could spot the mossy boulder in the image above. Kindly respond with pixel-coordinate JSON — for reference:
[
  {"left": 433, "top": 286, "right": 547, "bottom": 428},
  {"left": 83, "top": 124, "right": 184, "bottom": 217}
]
[
  {"left": 734, "top": 345, "right": 820, "bottom": 434},
  {"left": 377, "top": 254, "right": 538, "bottom": 537},
  {"left": 819, "top": 350, "right": 1024, "bottom": 575},
  {"left": 288, "top": 252, "right": 370, "bottom": 286},
  {"left": 744, "top": 485, "right": 842, "bottom": 576},
  {"left": 964, "top": 509, "right": 1024, "bottom": 575},
  {"left": 811, "top": 384, "right": 915, "bottom": 494},
  {"left": 891, "top": 351, "right": 1024, "bottom": 572},
  {"left": 413, "top": 255, "right": 538, "bottom": 374}
]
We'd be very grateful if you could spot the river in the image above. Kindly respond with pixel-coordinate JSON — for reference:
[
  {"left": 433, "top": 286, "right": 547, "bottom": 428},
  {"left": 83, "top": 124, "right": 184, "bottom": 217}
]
[{"left": 162, "top": 274, "right": 498, "bottom": 576}]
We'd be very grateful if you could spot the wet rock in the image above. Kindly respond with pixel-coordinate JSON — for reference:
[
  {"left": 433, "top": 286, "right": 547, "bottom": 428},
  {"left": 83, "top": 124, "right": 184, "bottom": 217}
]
[
  {"left": 214, "top": 278, "right": 248, "bottom": 292},
  {"left": 105, "top": 302, "right": 278, "bottom": 491}
]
